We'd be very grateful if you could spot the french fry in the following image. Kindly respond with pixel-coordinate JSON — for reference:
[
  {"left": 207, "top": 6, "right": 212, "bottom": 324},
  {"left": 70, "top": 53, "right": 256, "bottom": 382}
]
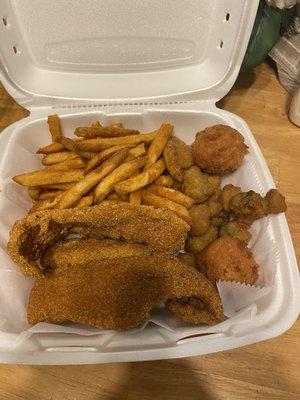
[
  {"left": 74, "top": 195, "right": 93, "bottom": 208},
  {"left": 28, "top": 192, "right": 65, "bottom": 213},
  {"left": 94, "top": 157, "right": 147, "bottom": 203},
  {"left": 59, "top": 137, "right": 95, "bottom": 160},
  {"left": 141, "top": 190, "right": 192, "bottom": 225},
  {"left": 38, "top": 190, "right": 64, "bottom": 200},
  {"left": 13, "top": 169, "right": 84, "bottom": 186},
  {"left": 74, "top": 132, "right": 156, "bottom": 152},
  {"left": 106, "top": 191, "right": 129, "bottom": 201},
  {"left": 28, "top": 186, "right": 41, "bottom": 201},
  {"left": 75, "top": 126, "right": 139, "bottom": 139},
  {"left": 114, "top": 158, "right": 166, "bottom": 195},
  {"left": 47, "top": 157, "right": 86, "bottom": 171},
  {"left": 129, "top": 190, "right": 142, "bottom": 206},
  {"left": 124, "top": 143, "right": 146, "bottom": 162},
  {"left": 42, "top": 151, "right": 78, "bottom": 165},
  {"left": 153, "top": 175, "right": 174, "bottom": 187},
  {"left": 147, "top": 185, "right": 194, "bottom": 208},
  {"left": 47, "top": 115, "right": 62, "bottom": 143},
  {"left": 37, "top": 142, "right": 65, "bottom": 154},
  {"left": 40, "top": 183, "right": 74, "bottom": 190},
  {"left": 84, "top": 144, "right": 135, "bottom": 174},
  {"left": 57, "top": 149, "right": 129, "bottom": 209},
  {"left": 144, "top": 123, "right": 173, "bottom": 170}
]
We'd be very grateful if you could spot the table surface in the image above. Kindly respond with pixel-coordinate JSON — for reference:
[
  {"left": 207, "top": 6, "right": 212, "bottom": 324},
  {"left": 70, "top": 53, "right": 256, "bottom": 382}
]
[{"left": 0, "top": 62, "right": 299, "bottom": 400}]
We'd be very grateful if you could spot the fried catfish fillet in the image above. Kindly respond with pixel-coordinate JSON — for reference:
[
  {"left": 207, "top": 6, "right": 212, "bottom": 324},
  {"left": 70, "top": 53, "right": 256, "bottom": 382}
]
[
  {"left": 8, "top": 204, "right": 189, "bottom": 277},
  {"left": 41, "top": 238, "right": 155, "bottom": 270},
  {"left": 27, "top": 255, "right": 223, "bottom": 330}
]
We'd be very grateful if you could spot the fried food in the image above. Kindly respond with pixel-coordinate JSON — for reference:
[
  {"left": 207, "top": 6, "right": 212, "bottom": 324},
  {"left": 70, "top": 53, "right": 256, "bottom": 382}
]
[
  {"left": 28, "top": 254, "right": 223, "bottom": 330},
  {"left": 37, "top": 142, "right": 65, "bottom": 154},
  {"left": 210, "top": 211, "right": 230, "bottom": 228},
  {"left": 42, "top": 151, "right": 78, "bottom": 166},
  {"left": 205, "top": 189, "right": 222, "bottom": 217},
  {"left": 74, "top": 132, "right": 156, "bottom": 152},
  {"left": 47, "top": 115, "right": 62, "bottom": 143},
  {"left": 28, "top": 186, "right": 41, "bottom": 201},
  {"left": 147, "top": 185, "right": 194, "bottom": 208},
  {"left": 141, "top": 190, "right": 192, "bottom": 224},
  {"left": 153, "top": 175, "right": 174, "bottom": 187},
  {"left": 114, "top": 158, "right": 165, "bottom": 195},
  {"left": 219, "top": 220, "right": 252, "bottom": 244},
  {"left": 13, "top": 169, "right": 84, "bottom": 186},
  {"left": 182, "top": 166, "right": 221, "bottom": 204},
  {"left": 220, "top": 184, "right": 242, "bottom": 212},
  {"left": 58, "top": 137, "right": 95, "bottom": 160},
  {"left": 38, "top": 190, "right": 64, "bottom": 200},
  {"left": 41, "top": 238, "right": 154, "bottom": 270},
  {"left": 198, "top": 236, "right": 259, "bottom": 285},
  {"left": 167, "top": 297, "right": 220, "bottom": 325},
  {"left": 74, "top": 126, "right": 139, "bottom": 138},
  {"left": 74, "top": 195, "right": 93, "bottom": 208},
  {"left": 186, "top": 225, "right": 218, "bottom": 254},
  {"left": 129, "top": 190, "right": 142, "bottom": 205},
  {"left": 47, "top": 158, "right": 86, "bottom": 171},
  {"left": 230, "top": 190, "right": 267, "bottom": 220},
  {"left": 94, "top": 157, "right": 147, "bottom": 203},
  {"left": 163, "top": 137, "right": 194, "bottom": 181},
  {"left": 178, "top": 252, "right": 196, "bottom": 269},
  {"left": 144, "top": 123, "right": 173, "bottom": 170},
  {"left": 8, "top": 204, "right": 189, "bottom": 277},
  {"left": 265, "top": 189, "right": 287, "bottom": 214},
  {"left": 189, "top": 204, "right": 210, "bottom": 236},
  {"left": 193, "top": 124, "right": 248, "bottom": 174},
  {"left": 57, "top": 149, "right": 129, "bottom": 209}
]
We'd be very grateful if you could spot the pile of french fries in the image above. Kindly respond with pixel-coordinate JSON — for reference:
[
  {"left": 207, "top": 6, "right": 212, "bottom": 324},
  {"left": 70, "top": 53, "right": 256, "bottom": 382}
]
[{"left": 13, "top": 115, "right": 194, "bottom": 224}]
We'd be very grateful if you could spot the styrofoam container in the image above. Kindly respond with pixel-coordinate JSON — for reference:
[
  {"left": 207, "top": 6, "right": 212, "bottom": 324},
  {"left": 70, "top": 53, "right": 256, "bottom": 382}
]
[{"left": 0, "top": 0, "right": 299, "bottom": 364}]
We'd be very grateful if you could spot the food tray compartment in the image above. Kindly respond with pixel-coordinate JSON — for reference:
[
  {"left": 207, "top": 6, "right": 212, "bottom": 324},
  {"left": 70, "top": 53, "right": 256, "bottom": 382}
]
[{"left": 0, "top": 107, "right": 298, "bottom": 365}]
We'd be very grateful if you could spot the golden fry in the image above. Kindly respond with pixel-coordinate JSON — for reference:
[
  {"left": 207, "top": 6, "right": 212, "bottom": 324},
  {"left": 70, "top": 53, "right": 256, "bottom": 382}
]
[
  {"left": 74, "top": 132, "right": 156, "bottom": 152},
  {"left": 28, "top": 193, "right": 64, "bottom": 213},
  {"left": 147, "top": 185, "right": 194, "bottom": 208},
  {"left": 38, "top": 190, "right": 64, "bottom": 200},
  {"left": 57, "top": 149, "right": 129, "bottom": 209},
  {"left": 13, "top": 169, "right": 84, "bottom": 186},
  {"left": 28, "top": 186, "right": 41, "bottom": 201},
  {"left": 59, "top": 137, "right": 95, "bottom": 160},
  {"left": 129, "top": 190, "right": 142, "bottom": 206},
  {"left": 75, "top": 126, "right": 140, "bottom": 138},
  {"left": 37, "top": 142, "right": 65, "bottom": 154},
  {"left": 84, "top": 144, "right": 135, "bottom": 174},
  {"left": 42, "top": 151, "right": 78, "bottom": 165},
  {"left": 47, "top": 115, "right": 62, "bottom": 143},
  {"left": 40, "top": 183, "right": 74, "bottom": 190},
  {"left": 141, "top": 190, "right": 192, "bottom": 225},
  {"left": 144, "top": 123, "right": 173, "bottom": 170},
  {"left": 153, "top": 175, "right": 174, "bottom": 187},
  {"left": 74, "top": 195, "right": 94, "bottom": 208},
  {"left": 47, "top": 158, "right": 86, "bottom": 171},
  {"left": 114, "top": 159, "right": 165, "bottom": 195},
  {"left": 94, "top": 157, "right": 147, "bottom": 203}
]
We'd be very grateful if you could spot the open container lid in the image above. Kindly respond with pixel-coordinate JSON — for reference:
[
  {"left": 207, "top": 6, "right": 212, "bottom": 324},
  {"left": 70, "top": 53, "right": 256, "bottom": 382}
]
[{"left": 0, "top": 0, "right": 259, "bottom": 108}]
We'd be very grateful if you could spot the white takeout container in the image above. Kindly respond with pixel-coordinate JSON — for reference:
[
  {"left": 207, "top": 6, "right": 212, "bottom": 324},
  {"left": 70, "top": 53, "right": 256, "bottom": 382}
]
[{"left": 0, "top": 0, "right": 299, "bottom": 365}]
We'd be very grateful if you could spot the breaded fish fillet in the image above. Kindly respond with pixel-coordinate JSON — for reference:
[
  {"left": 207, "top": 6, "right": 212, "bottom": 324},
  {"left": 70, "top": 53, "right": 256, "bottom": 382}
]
[
  {"left": 8, "top": 204, "right": 189, "bottom": 277},
  {"left": 41, "top": 238, "right": 155, "bottom": 270},
  {"left": 28, "top": 255, "right": 223, "bottom": 330}
]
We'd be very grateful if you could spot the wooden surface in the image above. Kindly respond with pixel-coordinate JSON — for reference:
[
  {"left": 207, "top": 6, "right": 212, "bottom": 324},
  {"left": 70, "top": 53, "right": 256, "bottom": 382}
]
[{"left": 0, "top": 62, "right": 299, "bottom": 400}]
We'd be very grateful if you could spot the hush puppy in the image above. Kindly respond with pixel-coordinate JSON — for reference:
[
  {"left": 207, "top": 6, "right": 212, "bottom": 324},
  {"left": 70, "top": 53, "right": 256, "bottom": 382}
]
[
  {"left": 198, "top": 236, "right": 259, "bottom": 285},
  {"left": 193, "top": 124, "right": 248, "bottom": 174}
]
